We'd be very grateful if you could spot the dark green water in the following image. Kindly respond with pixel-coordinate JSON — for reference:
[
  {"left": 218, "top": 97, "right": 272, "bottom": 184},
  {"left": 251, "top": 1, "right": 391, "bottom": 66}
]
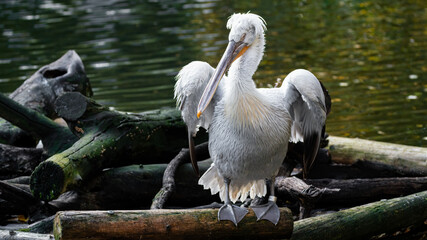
[{"left": 0, "top": 0, "right": 426, "bottom": 147}]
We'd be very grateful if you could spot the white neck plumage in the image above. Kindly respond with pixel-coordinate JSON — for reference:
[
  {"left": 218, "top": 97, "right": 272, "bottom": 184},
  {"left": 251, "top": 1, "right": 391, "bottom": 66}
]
[{"left": 223, "top": 35, "right": 270, "bottom": 128}]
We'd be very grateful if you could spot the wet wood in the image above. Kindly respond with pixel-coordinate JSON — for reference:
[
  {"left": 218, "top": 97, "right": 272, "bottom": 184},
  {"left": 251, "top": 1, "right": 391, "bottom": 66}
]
[
  {"left": 53, "top": 208, "right": 293, "bottom": 240},
  {"left": 291, "top": 190, "right": 427, "bottom": 240},
  {"left": 328, "top": 136, "right": 427, "bottom": 175}
]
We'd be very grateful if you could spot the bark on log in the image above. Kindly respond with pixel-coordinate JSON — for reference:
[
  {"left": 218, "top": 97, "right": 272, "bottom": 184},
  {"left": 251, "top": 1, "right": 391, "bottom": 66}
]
[
  {"left": 291, "top": 190, "right": 427, "bottom": 240},
  {"left": 0, "top": 50, "right": 92, "bottom": 147},
  {"left": 328, "top": 136, "right": 427, "bottom": 175},
  {"left": 0, "top": 230, "right": 53, "bottom": 240},
  {"left": 53, "top": 208, "right": 293, "bottom": 240},
  {"left": 30, "top": 93, "right": 193, "bottom": 201}
]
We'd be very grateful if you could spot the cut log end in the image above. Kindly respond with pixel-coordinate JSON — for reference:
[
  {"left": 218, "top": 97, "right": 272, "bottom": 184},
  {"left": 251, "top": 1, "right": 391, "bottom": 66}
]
[
  {"left": 30, "top": 161, "right": 65, "bottom": 201},
  {"left": 55, "top": 92, "right": 88, "bottom": 121}
]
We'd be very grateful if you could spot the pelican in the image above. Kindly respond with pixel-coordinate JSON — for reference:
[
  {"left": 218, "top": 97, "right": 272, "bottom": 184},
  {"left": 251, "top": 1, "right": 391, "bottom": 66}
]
[{"left": 174, "top": 13, "right": 328, "bottom": 225}]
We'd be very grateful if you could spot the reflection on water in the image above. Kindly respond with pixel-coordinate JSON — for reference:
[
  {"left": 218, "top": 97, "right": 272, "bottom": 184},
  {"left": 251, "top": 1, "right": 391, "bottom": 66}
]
[{"left": 0, "top": 0, "right": 426, "bottom": 147}]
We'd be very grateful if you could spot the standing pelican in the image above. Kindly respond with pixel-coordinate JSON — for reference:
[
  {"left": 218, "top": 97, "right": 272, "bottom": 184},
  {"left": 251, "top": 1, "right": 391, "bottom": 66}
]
[{"left": 175, "top": 13, "right": 328, "bottom": 226}]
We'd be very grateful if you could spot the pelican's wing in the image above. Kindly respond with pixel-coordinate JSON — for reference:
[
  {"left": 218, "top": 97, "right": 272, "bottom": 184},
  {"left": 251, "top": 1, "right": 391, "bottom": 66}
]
[
  {"left": 174, "top": 61, "right": 224, "bottom": 176},
  {"left": 281, "top": 69, "right": 329, "bottom": 177}
]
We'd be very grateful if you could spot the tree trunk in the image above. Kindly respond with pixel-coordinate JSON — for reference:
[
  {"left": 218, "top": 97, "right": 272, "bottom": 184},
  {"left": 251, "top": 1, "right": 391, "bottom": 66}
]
[
  {"left": 0, "top": 50, "right": 91, "bottom": 147},
  {"left": 291, "top": 190, "right": 427, "bottom": 240},
  {"left": 327, "top": 136, "right": 427, "bottom": 175},
  {"left": 53, "top": 208, "right": 293, "bottom": 240}
]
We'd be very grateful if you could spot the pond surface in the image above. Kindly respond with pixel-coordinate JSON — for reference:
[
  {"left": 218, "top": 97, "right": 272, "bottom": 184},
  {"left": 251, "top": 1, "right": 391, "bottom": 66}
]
[{"left": 0, "top": 0, "right": 426, "bottom": 147}]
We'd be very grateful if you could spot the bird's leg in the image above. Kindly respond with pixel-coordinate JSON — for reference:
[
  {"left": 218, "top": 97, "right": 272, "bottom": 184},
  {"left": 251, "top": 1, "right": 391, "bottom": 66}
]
[
  {"left": 218, "top": 178, "right": 248, "bottom": 226},
  {"left": 251, "top": 177, "right": 280, "bottom": 225}
]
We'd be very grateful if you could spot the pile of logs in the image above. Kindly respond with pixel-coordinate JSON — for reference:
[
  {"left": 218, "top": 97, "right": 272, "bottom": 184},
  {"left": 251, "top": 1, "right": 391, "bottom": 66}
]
[{"left": 0, "top": 51, "right": 426, "bottom": 240}]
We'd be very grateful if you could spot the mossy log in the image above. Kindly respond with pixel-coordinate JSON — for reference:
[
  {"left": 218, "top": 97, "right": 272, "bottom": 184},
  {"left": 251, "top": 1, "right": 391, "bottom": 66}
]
[
  {"left": 30, "top": 93, "right": 193, "bottom": 202},
  {"left": 0, "top": 50, "right": 91, "bottom": 147},
  {"left": 328, "top": 136, "right": 427, "bottom": 175},
  {"left": 291, "top": 190, "right": 427, "bottom": 240},
  {"left": 53, "top": 208, "right": 293, "bottom": 240}
]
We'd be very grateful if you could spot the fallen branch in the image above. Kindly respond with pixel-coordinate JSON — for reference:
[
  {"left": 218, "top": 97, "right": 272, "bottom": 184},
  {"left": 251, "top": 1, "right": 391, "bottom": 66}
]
[
  {"left": 151, "top": 142, "right": 209, "bottom": 209},
  {"left": 291, "top": 190, "right": 427, "bottom": 240},
  {"left": 53, "top": 208, "right": 293, "bottom": 240}
]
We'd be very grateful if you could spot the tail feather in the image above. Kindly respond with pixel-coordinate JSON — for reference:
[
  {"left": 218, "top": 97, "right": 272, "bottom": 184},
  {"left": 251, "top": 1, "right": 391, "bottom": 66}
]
[{"left": 198, "top": 164, "right": 267, "bottom": 203}]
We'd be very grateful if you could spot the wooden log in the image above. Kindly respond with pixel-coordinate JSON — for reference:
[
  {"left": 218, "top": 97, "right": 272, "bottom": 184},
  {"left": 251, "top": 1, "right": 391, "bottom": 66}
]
[
  {"left": 49, "top": 160, "right": 216, "bottom": 210},
  {"left": 306, "top": 177, "right": 427, "bottom": 207},
  {"left": 0, "top": 50, "right": 92, "bottom": 147},
  {"left": 0, "top": 230, "right": 53, "bottom": 240},
  {"left": 53, "top": 208, "right": 293, "bottom": 240},
  {"left": 0, "top": 143, "right": 44, "bottom": 180},
  {"left": 328, "top": 136, "right": 427, "bottom": 174},
  {"left": 291, "top": 190, "right": 427, "bottom": 240},
  {"left": 30, "top": 93, "right": 193, "bottom": 201},
  {"left": 0, "top": 93, "right": 78, "bottom": 156}
]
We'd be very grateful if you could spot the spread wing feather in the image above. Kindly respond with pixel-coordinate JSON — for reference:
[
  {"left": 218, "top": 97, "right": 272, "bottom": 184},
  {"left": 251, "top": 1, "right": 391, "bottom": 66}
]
[{"left": 281, "top": 69, "right": 328, "bottom": 177}]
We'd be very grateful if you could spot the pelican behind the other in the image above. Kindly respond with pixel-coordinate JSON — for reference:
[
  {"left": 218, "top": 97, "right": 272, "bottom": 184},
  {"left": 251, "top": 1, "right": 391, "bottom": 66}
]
[{"left": 174, "top": 13, "right": 330, "bottom": 225}]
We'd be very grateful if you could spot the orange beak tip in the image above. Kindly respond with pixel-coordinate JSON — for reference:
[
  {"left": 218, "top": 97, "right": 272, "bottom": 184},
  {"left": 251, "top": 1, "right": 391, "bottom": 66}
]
[{"left": 197, "top": 111, "right": 201, "bottom": 119}]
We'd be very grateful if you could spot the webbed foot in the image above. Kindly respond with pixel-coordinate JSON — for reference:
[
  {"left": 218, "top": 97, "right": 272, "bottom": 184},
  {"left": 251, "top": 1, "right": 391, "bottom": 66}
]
[
  {"left": 251, "top": 196, "right": 280, "bottom": 225},
  {"left": 218, "top": 203, "right": 248, "bottom": 226}
]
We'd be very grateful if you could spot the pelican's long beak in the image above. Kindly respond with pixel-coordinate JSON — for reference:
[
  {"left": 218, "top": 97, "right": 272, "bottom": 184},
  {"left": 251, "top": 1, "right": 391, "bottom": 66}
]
[{"left": 196, "top": 40, "right": 249, "bottom": 118}]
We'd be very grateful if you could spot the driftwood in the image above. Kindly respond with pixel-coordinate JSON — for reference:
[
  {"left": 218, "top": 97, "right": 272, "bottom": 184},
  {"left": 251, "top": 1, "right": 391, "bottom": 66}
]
[
  {"left": 53, "top": 208, "right": 293, "bottom": 240},
  {"left": 328, "top": 136, "right": 427, "bottom": 175},
  {"left": 0, "top": 230, "right": 53, "bottom": 240},
  {"left": 0, "top": 50, "right": 91, "bottom": 148},
  {"left": 291, "top": 190, "right": 427, "bottom": 240}
]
